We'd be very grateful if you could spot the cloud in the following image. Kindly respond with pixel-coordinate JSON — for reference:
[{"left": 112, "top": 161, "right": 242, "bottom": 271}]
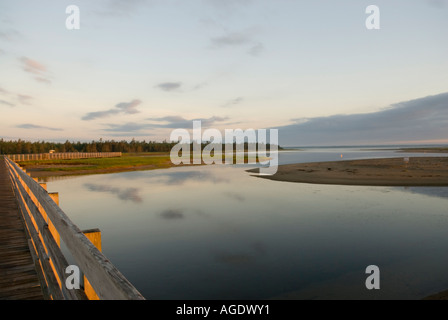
[
  {"left": 100, "top": 115, "right": 230, "bottom": 136},
  {"left": 115, "top": 100, "right": 141, "bottom": 114},
  {"left": 248, "top": 42, "right": 264, "bottom": 56},
  {"left": 82, "top": 99, "right": 142, "bottom": 120},
  {"left": 276, "top": 92, "right": 448, "bottom": 146},
  {"left": 426, "top": 0, "right": 447, "bottom": 7},
  {"left": 148, "top": 115, "right": 229, "bottom": 128},
  {"left": 102, "top": 122, "right": 149, "bottom": 133},
  {"left": 210, "top": 29, "right": 264, "bottom": 56},
  {"left": 206, "top": 0, "right": 253, "bottom": 7},
  {"left": 223, "top": 191, "right": 245, "bottom": 202},
  {"left": 34, "top": 77, "right": 52, "bottom": 85},
  {"left": 19, "top": 57, "right": 52, "bottom": 84},
  {"left": 20, "top": 57, "right": 46, "bottom": 75},
  {"left": 16, "top": 123, "right": 63, "bottom": 131},
  {"left": 0, "top": 87, "right": 32, "bottom": 106},
  {"left": 95, "top": 0, "right": 149, "bottom": 17},
  {"left": 192, "top": 81, "right": 209, "bottom": 91},
  {"left": 221, "top": 97, "right": 244, "bottom": 108},
  {"left": 0, "top": 29, "right": 21, "bottom": 42},
  {"left": 17, "top": 94, "right": 32, "bottom": 105},
  {"left": 211, "top": 32, "right": 253, "bottom": 47},
  {"left": 205, "top": 0, "right": 254, "bottom": 16},
  {"left": 0, "top": 99, "right": 15, "bottom": 107},
  {"left": 155, "top": 82, "right": 182, "bottom": 92},
  {"left": 150, "top": 170, "right": 230, "bottom": 186},
  {"left": 84, "top": 183, "right": 143, "bottom": 203}
]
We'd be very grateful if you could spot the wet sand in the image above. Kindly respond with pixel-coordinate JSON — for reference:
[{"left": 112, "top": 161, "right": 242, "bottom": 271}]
[{"left": 247, "top": 157, "right": 448, "bottom": 186}]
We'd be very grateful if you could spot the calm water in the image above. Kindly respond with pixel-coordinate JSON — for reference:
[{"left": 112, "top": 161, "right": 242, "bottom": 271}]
[{"left": 46, "top": 148, "right": 448, "bottom": 300}]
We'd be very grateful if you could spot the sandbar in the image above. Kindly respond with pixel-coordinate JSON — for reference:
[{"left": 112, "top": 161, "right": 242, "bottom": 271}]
[{"left": 247, "top": 157, "right": 448, "bottom": 186}]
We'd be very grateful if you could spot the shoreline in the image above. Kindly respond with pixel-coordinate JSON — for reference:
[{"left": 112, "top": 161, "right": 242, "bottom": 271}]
[
  {"left": 247, "top": 157, "right": 448, "bottom": 187},
  {"left": 16, "top": 153, "right": 177, "bottom": 178},
  {"left": 24, "top": 164, "right": 173, "bottom": 178}
]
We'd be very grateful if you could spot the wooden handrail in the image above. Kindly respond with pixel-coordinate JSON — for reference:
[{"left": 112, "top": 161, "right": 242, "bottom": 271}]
[{"left": 5, "top": 157, "right": 145, "bottom": 300}]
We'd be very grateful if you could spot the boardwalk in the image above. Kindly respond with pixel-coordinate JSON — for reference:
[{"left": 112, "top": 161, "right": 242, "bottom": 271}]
[{"left": 0, "top": 156, "right": 44, "bottom": 300}]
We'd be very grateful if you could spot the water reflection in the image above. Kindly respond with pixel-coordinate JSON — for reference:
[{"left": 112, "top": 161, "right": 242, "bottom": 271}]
[
  {"left": 223, "top": 191, "right": 246, "bottom": 202},
  {"left": 84, "top": 183, "right": 143, "bottom": 203},
  {"left": 398, "top": 187, "right": 448, "bottom": 200},
  {"left": 159, "top": 209, "right": 185, "bottom": 220},
  {"left": 214, "top": 241, "right": 268, "bottom": 267},
  {"left": 45, "top": 148, "right": 448, "bottom": 300}
]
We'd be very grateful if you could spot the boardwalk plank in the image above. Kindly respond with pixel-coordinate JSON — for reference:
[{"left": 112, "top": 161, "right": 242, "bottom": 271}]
[{"left": 0, "top": 156, "right": 44, "bottom": 300}]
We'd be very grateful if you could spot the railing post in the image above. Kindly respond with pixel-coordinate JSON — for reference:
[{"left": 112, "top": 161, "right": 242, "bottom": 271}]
[{"left": 82, "top": 229, "right": 102, "bottom": 300}]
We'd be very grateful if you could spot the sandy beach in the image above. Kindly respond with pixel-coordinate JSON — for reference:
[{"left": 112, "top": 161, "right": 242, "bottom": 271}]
[{"left": 247, "top": 157, "right": 448, "bottom": 186}]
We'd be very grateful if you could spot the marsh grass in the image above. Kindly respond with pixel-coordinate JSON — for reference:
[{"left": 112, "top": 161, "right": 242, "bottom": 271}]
[
  {"left": 17, "top": 152, "right": 272, "bottom": 174},
  {"left": 18, "top": 154, "right": 173, "bottom": 172}
]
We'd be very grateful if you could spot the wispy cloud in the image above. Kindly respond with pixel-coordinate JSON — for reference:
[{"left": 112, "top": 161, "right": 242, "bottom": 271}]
[
  {"left": 34, "top": 77, "right": 52, "bottom": 85},
  {"left": 277, "top": 92, "right": 448, "bottom": 146},
  {"left": 16, "top": 123, "right": 63, "bottom": 131},
  {"left": 17, "top": 94, "right": 32, "bottom": 105},
  {"left": 211, "top": 32, "right": 253, "bottom": 47},
  {"left": 221, "top": 97, "right": 244, "bottom": 108},
  {"left": 19, "top": 57, "right": 52, "bottom": 84},
  {"left": 95, "top": 0, "right": 149, "bottom": 17},
  {"left": 426, "top": 0, "right": 447, "bottom": 8},
  {"left": 155, "top": 82, "right": 182, "bottom": 92},
  {"left": 206, "top": 0, "right": 253, "bottom": 7},
  {"left": 210, "top": 29, "right": 264, "bottom": 56},
  {"left": 20, "top": 57, "right": 46, "bottom": 74},
  {"left": 0, "top": 99, "right": 15, "bottom": 107},
  {"left": 100, "top": 115, "right": 229, "bottom": 136},
  {"left": 192, "top": 81, "right": 209, "bottom": 91},
  {"left": 0, "top": 86, "right": 34, "bottom": 106},
  {"left": 0, "top": 28, "right": 21, "bottom": 42},
  {"left": 205, "top": 0, "right": 254, "bottom": 17},
  {"left": 247, "top": 42, "right": 264, "bottom": 56},
  {"left": 102, "top": 122, "right": 149, "bottom": 134},
  {"left": 148, "top": 115, "right": 229, "bottom": 128},
  {"left": 82, "top": 99, "right": 142, "bottom": 120}
]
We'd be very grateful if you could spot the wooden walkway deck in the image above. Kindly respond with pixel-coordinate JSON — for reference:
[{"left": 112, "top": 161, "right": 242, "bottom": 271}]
[{"left": 0, "top": 156, "right": 44, "bottom": 300}]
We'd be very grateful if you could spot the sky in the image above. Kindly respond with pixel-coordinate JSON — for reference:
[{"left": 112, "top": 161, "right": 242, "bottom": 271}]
[{"left": 0, "top": 0, "right": 447, "bottom": 146}]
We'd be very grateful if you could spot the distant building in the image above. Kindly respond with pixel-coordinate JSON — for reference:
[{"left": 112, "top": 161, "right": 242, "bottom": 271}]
[{"left": 49, "top": 150, "right": 55, "bottom": 154}]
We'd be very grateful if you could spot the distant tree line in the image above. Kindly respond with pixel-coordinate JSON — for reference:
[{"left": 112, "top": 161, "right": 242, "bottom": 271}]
[
  {"left": 0, "top": 138, "right": 280, "bottom": 155},
  {"left": 0, "top": 139, "right": 177, "bottom": 154}
]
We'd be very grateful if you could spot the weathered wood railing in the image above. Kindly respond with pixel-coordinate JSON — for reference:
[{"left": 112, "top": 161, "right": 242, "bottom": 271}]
[
  {"left": 5, "top": 157, "right": 145, "bottom": 300},
  {"left": 6, "top": 152, "right": 122, "bottom": 162}
]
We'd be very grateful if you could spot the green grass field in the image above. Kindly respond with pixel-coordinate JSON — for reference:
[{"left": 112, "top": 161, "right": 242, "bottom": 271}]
[
  {"left": 17, "top": 153, "right": 173, "bottom": 173},
  {"left": 16, "top": 152, "right": 271, "bottom": 176}
]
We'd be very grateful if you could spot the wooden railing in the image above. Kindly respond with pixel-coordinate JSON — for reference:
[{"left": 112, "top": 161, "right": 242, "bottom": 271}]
[
  {"left": 6, "top": 152, "right": 122, "bottom": 162},
  {"left": 5, "top": 157, "right": 145, "bottom": 300}
]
